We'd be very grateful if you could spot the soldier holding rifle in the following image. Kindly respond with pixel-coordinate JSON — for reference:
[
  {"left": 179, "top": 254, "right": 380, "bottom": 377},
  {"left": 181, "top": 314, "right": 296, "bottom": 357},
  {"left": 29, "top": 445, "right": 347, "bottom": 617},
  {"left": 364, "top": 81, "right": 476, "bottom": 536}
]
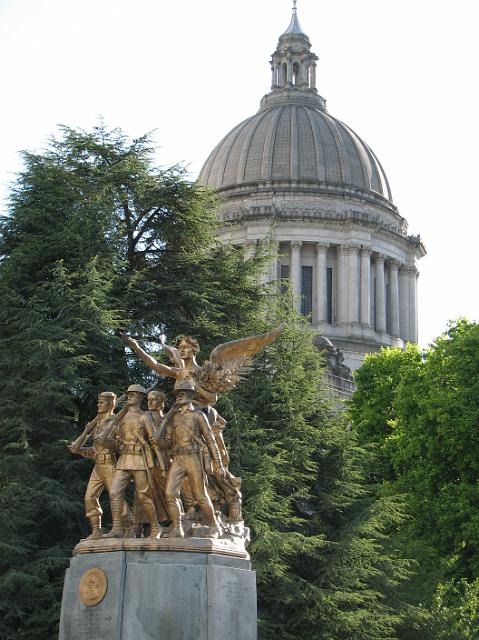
[
  {"left": 68, "top": 392, "right": 131, "bottom": 540},
  {"left": 160, "top": 381, "right": 225, "bottom": 538},
  {"left": 102, "top": 385, "right": 163, "bottom": 539}
]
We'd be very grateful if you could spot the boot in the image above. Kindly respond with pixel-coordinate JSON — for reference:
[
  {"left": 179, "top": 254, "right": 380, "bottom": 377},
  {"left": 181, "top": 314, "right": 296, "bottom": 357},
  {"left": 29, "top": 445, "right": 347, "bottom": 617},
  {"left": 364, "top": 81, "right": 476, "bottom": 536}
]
[
  {"left": 142, "top": 502, "right": 161, "bottom": 539},
  {"left": 103, "top": 502, "right": 124, "bottom": 538},
  {"left": 149, "top": 525, "right": 161, "bottom": 539},
  {"left": 84, "top": 515, "right": 102, "bottom": 540},
  {"left": 166, "top": 521, "right": 184, "bottom": 538},
  {"left": 124, "top": 523, "right": 142, "bottom": 539}
]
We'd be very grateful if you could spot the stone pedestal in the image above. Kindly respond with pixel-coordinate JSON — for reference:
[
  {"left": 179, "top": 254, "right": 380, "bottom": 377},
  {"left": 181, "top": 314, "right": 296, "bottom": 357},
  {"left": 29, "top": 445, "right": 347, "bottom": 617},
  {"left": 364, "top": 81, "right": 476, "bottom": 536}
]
[{"left": 59, "top": 545, "right": 257, "bottom": 640}]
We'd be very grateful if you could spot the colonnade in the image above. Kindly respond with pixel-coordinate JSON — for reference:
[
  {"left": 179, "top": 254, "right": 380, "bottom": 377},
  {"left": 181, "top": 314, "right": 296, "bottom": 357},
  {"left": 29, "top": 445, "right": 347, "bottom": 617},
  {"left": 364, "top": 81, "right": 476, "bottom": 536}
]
[
  {"left": 244, "top": 240, "right": 418, "bottom": 343},
  {"left": 271, "top": 59, "right": 317, "bottom": 90}
]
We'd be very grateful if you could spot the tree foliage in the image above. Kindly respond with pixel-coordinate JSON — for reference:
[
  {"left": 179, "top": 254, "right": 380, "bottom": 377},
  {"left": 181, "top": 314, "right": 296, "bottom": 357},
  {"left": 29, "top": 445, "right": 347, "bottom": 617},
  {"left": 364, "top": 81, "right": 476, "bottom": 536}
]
[
  {"left": 221, "top": 304, "right": 416, "bottom": 640},
  {"left": 0, "top": 125, "right": 266, "bottom": 639},
  {"left": 0, "top": 124, "right": 420, "bottom": 640},
  {"left": 349, "top": 320, "right": 479, "bottom": 637}
]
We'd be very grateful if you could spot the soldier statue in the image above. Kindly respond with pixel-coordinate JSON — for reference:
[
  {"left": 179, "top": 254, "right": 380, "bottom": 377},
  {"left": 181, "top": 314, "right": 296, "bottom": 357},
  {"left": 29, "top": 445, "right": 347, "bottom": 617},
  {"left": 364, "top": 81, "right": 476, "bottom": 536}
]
[
  {"left": 130, "top": 390, "right": 170, "bottom": 536},
  {"left": 68, "top": 392, "right": 131, "bottom": 540},
  {"left": 159, "top": 381, "right": 226, "bottom": 538},
  {"left": 102, "top": 384, "right": 162, "bottom": 539}
]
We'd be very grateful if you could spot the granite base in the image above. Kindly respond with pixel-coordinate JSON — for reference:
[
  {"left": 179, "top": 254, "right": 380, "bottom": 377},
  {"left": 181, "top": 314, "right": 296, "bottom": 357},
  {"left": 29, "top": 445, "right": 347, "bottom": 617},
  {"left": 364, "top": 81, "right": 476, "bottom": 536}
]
[{"left": 59, "top": 549, "right": 257, "bottom": 640}]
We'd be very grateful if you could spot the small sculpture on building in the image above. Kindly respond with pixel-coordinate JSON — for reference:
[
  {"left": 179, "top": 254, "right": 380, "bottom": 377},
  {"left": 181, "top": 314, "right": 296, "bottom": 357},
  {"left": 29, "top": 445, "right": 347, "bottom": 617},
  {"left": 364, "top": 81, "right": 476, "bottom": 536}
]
[{"left": 314, "top": 335, "right": 353, "bottom": 380}]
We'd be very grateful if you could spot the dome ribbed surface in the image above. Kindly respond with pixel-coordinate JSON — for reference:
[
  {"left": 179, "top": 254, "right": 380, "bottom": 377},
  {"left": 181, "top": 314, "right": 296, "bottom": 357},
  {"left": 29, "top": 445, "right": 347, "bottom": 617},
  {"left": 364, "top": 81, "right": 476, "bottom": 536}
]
[{"left": 198, "top": 104, "right": 392, "bottom": 201}]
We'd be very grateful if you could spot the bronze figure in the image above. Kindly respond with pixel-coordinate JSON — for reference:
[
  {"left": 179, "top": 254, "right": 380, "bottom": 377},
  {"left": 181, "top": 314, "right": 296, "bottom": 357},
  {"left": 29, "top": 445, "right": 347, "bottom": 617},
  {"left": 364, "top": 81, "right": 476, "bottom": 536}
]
[
  {"left": 160, "top": 381, "right": 225, "bottom": 538},
  {"left": 102, "top": 385, "right": 162, "bottom": 539},
  {"left": 71, "top": 327, "right": 283, "bottom": 546},
  {"left": 68, "top": 392, "right": 131, "bottom": 540}
]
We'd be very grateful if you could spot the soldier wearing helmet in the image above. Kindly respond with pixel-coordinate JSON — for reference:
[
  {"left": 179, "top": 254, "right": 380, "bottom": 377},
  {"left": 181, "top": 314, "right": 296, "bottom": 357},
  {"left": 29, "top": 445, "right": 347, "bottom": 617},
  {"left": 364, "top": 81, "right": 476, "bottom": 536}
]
[
  {"left": 68, "top": 392, "right": 131, "bottom": 540},
  {"left": 102, "top": 384, "right": 162, "bottom": 539},
  {"left": 160, "top": 380, "right": 225, "bottom": 538}
]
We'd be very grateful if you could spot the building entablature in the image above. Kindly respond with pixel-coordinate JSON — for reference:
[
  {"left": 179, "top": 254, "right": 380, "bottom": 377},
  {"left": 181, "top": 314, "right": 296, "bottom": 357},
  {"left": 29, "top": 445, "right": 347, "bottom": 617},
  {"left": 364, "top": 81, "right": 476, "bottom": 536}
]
[
  {"left": 217, "top": 220, "right": 422, "bottom": 263},
  {"left": 212, "top": 181, "right": 399, "bottom": 216},
  {"left": 216, "top": 192, "right": 407, "bottom": 236}
]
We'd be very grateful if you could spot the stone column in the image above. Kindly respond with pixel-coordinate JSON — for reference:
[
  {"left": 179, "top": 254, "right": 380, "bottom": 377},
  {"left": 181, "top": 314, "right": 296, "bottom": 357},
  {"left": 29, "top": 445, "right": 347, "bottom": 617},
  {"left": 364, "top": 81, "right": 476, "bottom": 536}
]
[
  {"left": 287, "top": 57, "right": 293, "bottom": 84},
  {"left": 315, "top": 243, "right": 328, "bottom": 323},
  {"left": 347, "top": 246, "right": 360, "bottom": 324},
  {"left": 271, "top": 63, "right": 275, "bottom": 89},
  {"left": 389, "top": 260, "right": 400, "bottom": 337},
  {"left": 360, "top": 248, "right": 371, "bottom": 326},
  {"left": 409, "top": 267, "right": 418, "bottom": 343},
  {"left": 290, "top": 241, "right": 302, "bottom": 313},
  {"left": 373, "top": 254, "right": 386, "bottom": 333},
  {"left": 311, "top": 63, "right": 317, "bottom": 89},
  {"left": 266, "top": 240, "right": 279, "bottom": 283},
  {"left": 336, "top": 246, "right": 349, "bottom": 324},
  {"left": 301, "top": 59, "right": 307, "bottom": 87},
  {"left": 398, "top": 265, "right": 409, "bottom": 341}
]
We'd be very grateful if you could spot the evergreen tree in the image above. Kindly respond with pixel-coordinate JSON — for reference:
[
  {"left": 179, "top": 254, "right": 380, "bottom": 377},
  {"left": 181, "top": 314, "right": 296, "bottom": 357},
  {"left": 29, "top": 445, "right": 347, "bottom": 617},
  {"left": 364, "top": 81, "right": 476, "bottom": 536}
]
[
  {"left": 220, "top": 303, "right": 416, "bottom": 640},
  {"left": 0, "top": 125, "right": 266, "bottom": 639}
]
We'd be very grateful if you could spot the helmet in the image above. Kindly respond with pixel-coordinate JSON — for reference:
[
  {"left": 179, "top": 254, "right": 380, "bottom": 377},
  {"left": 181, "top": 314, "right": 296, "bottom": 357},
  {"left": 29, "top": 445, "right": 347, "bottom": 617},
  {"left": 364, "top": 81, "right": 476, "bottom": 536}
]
[
  {"left": 126, "top": 384, "right": 147, "bottom": 394},
  {"left": 172, "top": 380, "right": 197, "bottom": 395},
  {"left": 98, "top": 391, "right": 116, "bottom": 401}
]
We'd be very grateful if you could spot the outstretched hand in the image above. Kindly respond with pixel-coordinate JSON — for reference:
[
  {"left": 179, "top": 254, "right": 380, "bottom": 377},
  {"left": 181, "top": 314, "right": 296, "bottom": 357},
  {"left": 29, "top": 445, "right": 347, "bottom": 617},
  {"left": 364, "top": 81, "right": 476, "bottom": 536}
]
[
  {"left": 116, "top": 331, "right": 138, "bottom": 347},
  {"left": 68, "top": 442, "right": 80, "bottom": 454}
]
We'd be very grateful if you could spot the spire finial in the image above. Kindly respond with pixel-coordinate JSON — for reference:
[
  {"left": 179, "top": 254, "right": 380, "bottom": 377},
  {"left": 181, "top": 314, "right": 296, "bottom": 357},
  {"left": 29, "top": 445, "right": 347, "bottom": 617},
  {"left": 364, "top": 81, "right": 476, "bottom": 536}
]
[{"left": 282, "top": 0, "right": 306, "bottom": 36}]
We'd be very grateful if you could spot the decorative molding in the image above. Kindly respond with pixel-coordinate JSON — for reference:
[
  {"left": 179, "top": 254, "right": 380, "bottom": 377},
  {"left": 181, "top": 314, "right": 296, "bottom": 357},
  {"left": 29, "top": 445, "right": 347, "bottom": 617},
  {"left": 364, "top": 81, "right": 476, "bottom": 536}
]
[{"left": 388, "top": 258, "right": 401, "bottom": 270}]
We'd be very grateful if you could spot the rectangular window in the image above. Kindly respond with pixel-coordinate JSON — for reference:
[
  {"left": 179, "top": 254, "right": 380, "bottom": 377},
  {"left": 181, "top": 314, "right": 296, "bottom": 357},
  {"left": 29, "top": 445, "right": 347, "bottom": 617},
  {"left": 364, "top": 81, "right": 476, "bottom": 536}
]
[
  {"left": 326, "top": 267, "right": 333, "bottom": 324},
  {"left": 301, "top": 266, "right": 313, "bottom": 320},
  {"left": 280, "top": 264, "right": 290, "bottom": 295}
]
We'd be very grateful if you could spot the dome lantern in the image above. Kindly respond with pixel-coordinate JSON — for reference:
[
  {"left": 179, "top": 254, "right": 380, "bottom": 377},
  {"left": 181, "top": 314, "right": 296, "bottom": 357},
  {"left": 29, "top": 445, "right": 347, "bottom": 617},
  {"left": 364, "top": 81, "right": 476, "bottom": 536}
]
[{"left": 271, "top": 1, "right": 319, "bottom": 93}]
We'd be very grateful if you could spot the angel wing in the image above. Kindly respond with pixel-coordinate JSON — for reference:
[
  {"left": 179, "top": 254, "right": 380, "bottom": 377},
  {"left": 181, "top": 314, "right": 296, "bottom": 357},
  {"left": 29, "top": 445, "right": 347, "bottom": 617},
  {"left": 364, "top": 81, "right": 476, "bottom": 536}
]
[
  {"left": 197, "top": 325, "right": 284, "bottom": 393},
  {"left": 210, "top": 325, "right": 284, "bottom": 366}
]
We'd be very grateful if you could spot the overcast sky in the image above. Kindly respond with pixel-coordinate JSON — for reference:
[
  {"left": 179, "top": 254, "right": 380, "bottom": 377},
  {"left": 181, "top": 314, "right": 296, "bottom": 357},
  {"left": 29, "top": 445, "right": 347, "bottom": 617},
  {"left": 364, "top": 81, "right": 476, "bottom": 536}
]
[{"left": 1, "top": 0, "right": 477, "bottom": 348}]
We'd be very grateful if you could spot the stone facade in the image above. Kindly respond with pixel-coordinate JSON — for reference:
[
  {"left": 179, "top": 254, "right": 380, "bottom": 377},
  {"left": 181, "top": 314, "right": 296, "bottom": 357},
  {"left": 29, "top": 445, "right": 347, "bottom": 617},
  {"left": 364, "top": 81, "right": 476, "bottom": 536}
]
[{"left": 198, "top": 6, "right": 425, "bottom": 371}]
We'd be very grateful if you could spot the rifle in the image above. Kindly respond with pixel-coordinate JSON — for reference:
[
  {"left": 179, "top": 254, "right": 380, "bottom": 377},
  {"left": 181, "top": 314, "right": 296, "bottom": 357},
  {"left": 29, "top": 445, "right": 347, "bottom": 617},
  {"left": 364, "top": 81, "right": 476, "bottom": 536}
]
[{"left": 69, "top": 417, "right": 98, "bottom": 452}]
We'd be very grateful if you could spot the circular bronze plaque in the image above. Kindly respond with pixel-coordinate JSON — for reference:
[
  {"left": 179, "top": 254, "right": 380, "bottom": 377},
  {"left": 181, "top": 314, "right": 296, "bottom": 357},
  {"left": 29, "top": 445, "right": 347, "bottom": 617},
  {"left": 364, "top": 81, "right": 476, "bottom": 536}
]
[{"left": 78, "top": 568, "right": 108, "bottom": 606}]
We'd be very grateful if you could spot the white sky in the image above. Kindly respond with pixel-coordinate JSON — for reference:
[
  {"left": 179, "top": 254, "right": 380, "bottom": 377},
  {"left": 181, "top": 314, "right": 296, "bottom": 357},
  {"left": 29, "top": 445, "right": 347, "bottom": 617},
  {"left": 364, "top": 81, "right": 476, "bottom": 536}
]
[{"left": 0, "top": 0, "right": 478, "bottom": 348}]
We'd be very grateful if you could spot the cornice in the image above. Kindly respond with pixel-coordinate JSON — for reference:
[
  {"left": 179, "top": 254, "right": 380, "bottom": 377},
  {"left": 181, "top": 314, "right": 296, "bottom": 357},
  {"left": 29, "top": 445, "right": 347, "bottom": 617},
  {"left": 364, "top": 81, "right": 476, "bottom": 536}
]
[{"left": 217, "top": 215, "right": 422, "bottom": 256}]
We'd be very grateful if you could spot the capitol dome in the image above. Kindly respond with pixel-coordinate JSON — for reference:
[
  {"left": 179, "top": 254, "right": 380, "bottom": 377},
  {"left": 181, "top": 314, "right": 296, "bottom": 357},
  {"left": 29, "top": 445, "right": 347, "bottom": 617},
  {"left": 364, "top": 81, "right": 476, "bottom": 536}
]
[
  {"left": 198, "top": 4, "right": 425, "bottom": 371},
  {"left": 199, "top": 95, "right": 392, "bottom": 203}
]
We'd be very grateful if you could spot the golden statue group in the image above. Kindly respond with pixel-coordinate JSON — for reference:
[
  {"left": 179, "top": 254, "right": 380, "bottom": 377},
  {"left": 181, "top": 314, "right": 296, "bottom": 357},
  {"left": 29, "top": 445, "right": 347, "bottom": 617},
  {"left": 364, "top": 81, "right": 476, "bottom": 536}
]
[{"left": 68, "top": 327, "right": 282, "bottom": 542}]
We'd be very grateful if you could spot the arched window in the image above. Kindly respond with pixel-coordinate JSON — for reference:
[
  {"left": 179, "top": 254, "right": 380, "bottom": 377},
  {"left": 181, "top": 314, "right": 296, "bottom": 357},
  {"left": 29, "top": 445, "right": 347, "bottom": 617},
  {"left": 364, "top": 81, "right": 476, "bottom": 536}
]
[{"left": 293, "top": 62, "right": 300, "bottom": 86}]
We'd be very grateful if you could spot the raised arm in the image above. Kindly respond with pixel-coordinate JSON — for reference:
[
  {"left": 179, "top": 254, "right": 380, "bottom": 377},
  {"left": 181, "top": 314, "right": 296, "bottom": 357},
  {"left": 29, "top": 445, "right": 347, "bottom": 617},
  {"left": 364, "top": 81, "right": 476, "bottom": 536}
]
[{"left": 125, "top": 336, "right": 181, "bottom": 379}]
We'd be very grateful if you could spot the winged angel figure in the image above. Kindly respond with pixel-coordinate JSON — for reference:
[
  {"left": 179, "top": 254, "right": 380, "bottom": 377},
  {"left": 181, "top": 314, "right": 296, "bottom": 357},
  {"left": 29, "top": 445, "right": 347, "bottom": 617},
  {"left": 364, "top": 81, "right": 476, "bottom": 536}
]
[
  {"left": 122, "top": 326, "right": 283, "bottom": 527},
  {"left": 123, "top": 325, "right": 284, "bottom": 405}
]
